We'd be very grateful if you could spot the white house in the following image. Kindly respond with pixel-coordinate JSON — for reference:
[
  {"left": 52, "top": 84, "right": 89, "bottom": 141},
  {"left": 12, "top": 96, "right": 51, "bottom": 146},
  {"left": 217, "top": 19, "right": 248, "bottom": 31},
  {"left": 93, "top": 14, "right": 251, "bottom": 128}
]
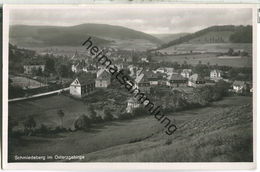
[
  {"left": 23, "top": 65, "right": 45, "bottom": 74},
  {"left": 71, "top": 63, "right": 81, "bottom": 73},
  {"left": 141, "top": 57, "right": 149, "bottom": 63},
  {"left": 154, "top": 67, "right": 174, "bottom": 75},
  {"left": 155, "top": 67, "right": 165, "bottom": 74},
  {"left": 181, "top": 69, "right": 192, "bottom": 78},
  {"left": 232, "top": 81, "right": 247, "bottom": 93},
  {"left": 70, "top": 75, "right": 95, "bottom": 98},
  {"left": 164, "top": 67, "right": 174, "bottom": 75},
  {"left": 210, "top": 69, "right": 223, "bottom": 81},
  {"left": 126, "top": 97, "right": 140, "bottom": 113}
]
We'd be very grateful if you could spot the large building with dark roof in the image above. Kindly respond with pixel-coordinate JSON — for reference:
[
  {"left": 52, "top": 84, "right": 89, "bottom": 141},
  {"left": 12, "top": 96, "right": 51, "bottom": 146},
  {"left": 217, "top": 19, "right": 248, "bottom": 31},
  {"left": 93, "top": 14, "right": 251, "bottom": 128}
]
[{"left": 167, "top": 73, "right": 188, "bottom": 87}]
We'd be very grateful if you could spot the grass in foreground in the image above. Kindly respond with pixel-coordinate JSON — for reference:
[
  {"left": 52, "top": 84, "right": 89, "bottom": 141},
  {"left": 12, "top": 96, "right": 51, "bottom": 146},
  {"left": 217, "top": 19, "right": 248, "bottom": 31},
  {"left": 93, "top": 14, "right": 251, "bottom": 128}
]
[{"left": 83, "top": 103, "right": 253, "bottom": 162}]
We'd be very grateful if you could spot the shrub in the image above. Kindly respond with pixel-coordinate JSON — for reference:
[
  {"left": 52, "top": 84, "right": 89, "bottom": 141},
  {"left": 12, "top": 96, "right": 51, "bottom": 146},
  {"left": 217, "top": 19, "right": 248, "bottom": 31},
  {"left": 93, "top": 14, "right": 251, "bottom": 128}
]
[
  {"left": 88, "top": 105, "right": 103, "bottom": 123},
  {"left": 118, "top": 113, "right": 132, "bottom": 120},
  {"left": 90, "top": 114, "right": 103, "bottom": 123},
  {"left": 38, "top": 124, "right": 49, "bottom": 134},
  {"left": 74, "top": 114, "right": 91, "bottom": 130},
  {"left": 132, "top": 107, "right": 150, "bottom": 117},
  {"left": 53, "top": 126, "right": 67, "bottom": 133},
  {"left": 103, "top": 109, "right": 114, "bottom": 121},
  {"left": 9, "top": 117, "right": 18, "bottom": 134}
]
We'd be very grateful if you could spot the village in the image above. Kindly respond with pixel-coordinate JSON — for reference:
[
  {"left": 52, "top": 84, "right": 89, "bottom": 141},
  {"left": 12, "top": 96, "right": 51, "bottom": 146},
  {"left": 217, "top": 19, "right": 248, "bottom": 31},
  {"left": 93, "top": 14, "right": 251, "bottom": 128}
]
[{"left": 10, "top": 46, "right": 252, "bottom": 117}]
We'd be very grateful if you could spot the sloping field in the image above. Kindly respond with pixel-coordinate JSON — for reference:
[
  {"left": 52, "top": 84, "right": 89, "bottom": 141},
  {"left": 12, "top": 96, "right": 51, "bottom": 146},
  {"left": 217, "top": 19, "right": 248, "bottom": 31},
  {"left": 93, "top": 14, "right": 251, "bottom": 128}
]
[
  {"left": 10, "top": 76, "right": 47, "bottom": 89},
  {"left": 152, "top": 53, "right": 252, "bottom": 67},
  {"left": 153, "top": 43, "right": 253, "bottom": 67},
  {"left": 160, "top": 43, "right": 252, "bottom": 54},
  {"left": 9, "top": 95, "right": 91, "bottom": 130},
  {"left": 83, "top": 99, "right": 253, "bottom": 162},
  {"left": 9, "top": 96, "right": 252, "bottom": 162}
]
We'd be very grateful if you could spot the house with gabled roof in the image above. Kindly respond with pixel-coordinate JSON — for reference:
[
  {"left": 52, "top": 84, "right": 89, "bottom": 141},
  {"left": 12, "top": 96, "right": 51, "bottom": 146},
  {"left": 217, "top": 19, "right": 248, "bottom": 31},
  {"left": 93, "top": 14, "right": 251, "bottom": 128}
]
[
  {"left": 181, "top": 69, "right": 192, "bottom": 78},
  {"left": 95, "top": 69, "right": 111, "bottom": 88},
  {"left": 188, "top": 74, "right": 205, "bottom": 88},
  {"left": 147, "top": 72, "right": 163, "bottom": 86},
  {"left": 232, "top": 80, "right": 248, "bottom": 93},
  {"left": 126, "top": 97, "right": 140, "bottom": 113},
  {"left": 24, "top": 64, "right": 45, "bottom": 74},
  {"left": 135, "top": 72, "right": 150, "bottom": 93},
  {"left": 70, "top": 74, "right": 95, "bottom": 98},
  {"left": 210, "top": 69, "right": 223, "bottom": 81},
  {"left": 167, "top": 73, "right": 187, "bottom": 87}
]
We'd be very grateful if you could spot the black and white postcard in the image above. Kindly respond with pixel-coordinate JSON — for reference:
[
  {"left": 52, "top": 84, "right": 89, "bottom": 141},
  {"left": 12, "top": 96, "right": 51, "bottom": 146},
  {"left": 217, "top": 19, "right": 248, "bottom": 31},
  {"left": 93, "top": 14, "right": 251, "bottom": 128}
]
[{"left": 2, "top": 4, "right": 257, "bottom": 170}]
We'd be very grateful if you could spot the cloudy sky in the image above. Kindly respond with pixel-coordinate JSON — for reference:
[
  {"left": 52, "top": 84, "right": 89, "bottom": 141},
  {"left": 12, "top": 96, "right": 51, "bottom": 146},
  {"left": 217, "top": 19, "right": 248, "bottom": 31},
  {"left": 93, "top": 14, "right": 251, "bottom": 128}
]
[{"left": 9, "top": 6, "right": 252, "bottom": 34}]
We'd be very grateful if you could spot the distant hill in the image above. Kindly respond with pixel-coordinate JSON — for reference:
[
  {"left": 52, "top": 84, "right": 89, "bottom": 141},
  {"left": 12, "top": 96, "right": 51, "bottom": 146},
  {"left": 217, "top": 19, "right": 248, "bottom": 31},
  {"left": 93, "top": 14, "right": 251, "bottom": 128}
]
[
  {"left": 152, "top": 33, "right": 189, "bottom": 43},
  {"left": 10, "top": 24, "right": 162, "bottom": 48},
  {"left": 156, "top": 25, "right": 252, "bottom": 50}
]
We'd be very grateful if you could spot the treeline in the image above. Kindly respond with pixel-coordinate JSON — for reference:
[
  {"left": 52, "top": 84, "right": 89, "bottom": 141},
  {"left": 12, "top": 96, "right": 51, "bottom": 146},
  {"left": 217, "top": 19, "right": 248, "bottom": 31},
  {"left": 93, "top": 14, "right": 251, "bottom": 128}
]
[
  {"left": 9, "top": 44, "right": 74, "bottom": 78},
  {"left": 8, "top": 104, "right": 149, "bottom": 137},
  {"left": 9, "top": 44, "right": 37, "bottom": 73},
  {"left": 158, "top": 81, "right": 231, "bottom": 113},
  {"left": 155, "top": 25, "right": 252, "bottom": 50},
  {"left": 229, "top": 25, "right": 252, "bottom": 43}
]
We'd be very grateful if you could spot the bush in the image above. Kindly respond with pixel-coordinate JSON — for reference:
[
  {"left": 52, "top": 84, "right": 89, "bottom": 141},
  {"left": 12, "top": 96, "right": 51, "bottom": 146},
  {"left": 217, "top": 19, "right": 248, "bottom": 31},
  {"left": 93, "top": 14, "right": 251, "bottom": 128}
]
[
  {"left": 74, "top": 114, "right": 91, "bottom": 130},
  {"left": 88, "top": 105, "right": 103, "bottom": 123},
  {"left": 23, "top": 115, "right": 36, "bottom": 136},
  {"left": 132, "top": 107, "right": 149, "bottom": 117},
  {"left": 118, "top": 113, "right": 132, "bottom": 120},
  {"left": 38, "top": 124, "right": 49, "bottom": 134},
  {"left": 90, "top": 114, "right": 103, "bottom": 123},
  {"left": 9, "top": 117, "right": 18, "bottom": 134},
  {"left": 53, "top": 126, "right": 67, "bottom": 133},
  {"left": 103, "top": 109, "right": 114, "bottom": 121}
]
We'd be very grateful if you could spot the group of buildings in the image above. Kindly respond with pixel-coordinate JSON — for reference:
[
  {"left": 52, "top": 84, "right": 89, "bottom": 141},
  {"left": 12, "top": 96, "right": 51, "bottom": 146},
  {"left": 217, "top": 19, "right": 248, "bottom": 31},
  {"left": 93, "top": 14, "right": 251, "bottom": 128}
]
[
  {"left": 69, "top": 58, "right": 252, "bottom": 99},
  {"left": 69, "top": 59, "right": 225, "bottom": 98},
  {"left": 20, "top": 51, "right": 252, "bottom": 100}
]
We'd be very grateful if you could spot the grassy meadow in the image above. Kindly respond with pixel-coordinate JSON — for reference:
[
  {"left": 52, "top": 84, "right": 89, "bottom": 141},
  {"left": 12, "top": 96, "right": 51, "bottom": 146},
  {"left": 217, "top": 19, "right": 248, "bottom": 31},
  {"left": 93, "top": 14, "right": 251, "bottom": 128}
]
[
  {"left": 8, "top": 96, "right": 253, "bottom": 162},
  {"left": 154, "top": 43, "right": 252, "bottom": 67},
  {"left": 10, "top": 75, "right": 47, "bottom": 89}
]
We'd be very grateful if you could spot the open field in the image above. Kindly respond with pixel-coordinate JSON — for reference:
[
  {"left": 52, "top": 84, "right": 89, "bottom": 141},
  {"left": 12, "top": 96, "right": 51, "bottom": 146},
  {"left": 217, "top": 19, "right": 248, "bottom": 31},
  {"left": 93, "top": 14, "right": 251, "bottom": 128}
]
[
  {"left": 152, "top": 53, "right": 252, "bottom": 67},
  {"left": 160, "top": 43, "right": 252, "bottom": 54},
  {"left": 10, "top": 75, "right": 47, "bottom": 89},
  {"left": 154, "top": 43, "right": 253, "bottom": 67},
  {"left": 9, "top": 96, "right": 252, "bottom": 162},
  {"left": 9, "top": 95, "right": 91, "bottom": 130}
]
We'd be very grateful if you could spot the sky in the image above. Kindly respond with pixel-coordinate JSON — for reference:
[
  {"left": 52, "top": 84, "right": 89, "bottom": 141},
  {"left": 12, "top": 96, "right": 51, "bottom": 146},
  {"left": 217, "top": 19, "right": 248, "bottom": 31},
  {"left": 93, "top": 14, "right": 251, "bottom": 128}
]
[{"left": 9, "top": 6, "right": 252, "bottom": 34}]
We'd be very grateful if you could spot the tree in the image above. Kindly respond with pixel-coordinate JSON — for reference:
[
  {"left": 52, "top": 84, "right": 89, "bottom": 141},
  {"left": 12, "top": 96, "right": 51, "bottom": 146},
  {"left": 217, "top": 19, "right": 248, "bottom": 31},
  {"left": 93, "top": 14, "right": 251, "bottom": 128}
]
[
  {"left": 227, "top": 48, "right": 234, "bottom": 56},
  {"left": 182, "top": 60, "right": 189, "bottom": 68},
  {"left": 57, "top": 65, "right": 69, "bottom": 78},
  {"left": 89, "top": 105, "right": 102, "bottom": 123},
  {"left": 9, "top": 117, "right": 18, "bottom": 134},
  {"left": 57, "top": 110, "right": 65, "bottom": 128},
  {"left": 31, "top": 67, "right": 38, "bottom": 76},
  {"left": 23, "top": 115, "right": 36, "bottom": 136},
  {"left": 36, "top": 67, "right": 43, "bottom": 76},
  {"left": 45, "top": 58, "right": 55, "bottom": 73},
  {"left": 74, "top": 114, "right": 91, "bottom": 130}
]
